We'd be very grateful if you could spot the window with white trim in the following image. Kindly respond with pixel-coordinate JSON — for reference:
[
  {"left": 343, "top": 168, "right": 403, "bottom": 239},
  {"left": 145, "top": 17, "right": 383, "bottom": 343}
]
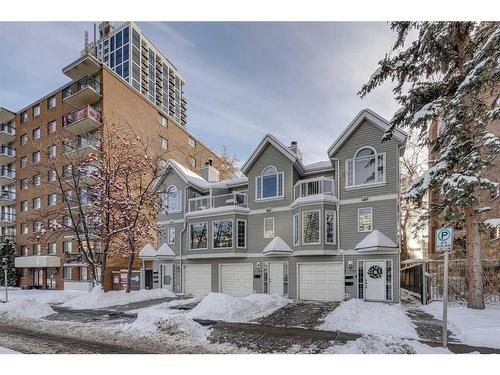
[
  {"left": 63, "top": 267, "right": 72, "bottom": 280},
  {"left": 48, "top": 169, "right": 56, "bottom": 182},
  {"left": 33, "top": 197, "right": 41, "bottom": 210},
  {"left": 325, "top": 210, "right": 336, "bottom": 244},
  {"left": 33, "top": 105, "right": 40, "bottom": 117},
  {"left": 190, "top": 222, "right": 208, "bottom": 249},
  {"left": 293, "top": 213, "right": 299, "bottom": 246},
  {"left": 358, "top": 207, "right": 373, "bottom": 232},
  {"left": 165, "top": 185, "right": 181, "bottom": 213},
  {"left": 346, "top": 147, "right": 385, "bottom": 188},
  {"left": 33, "top": 174, "right": 41, "bottom": 187},
  {"left": 256, "top": 166, "right": 284, "bottom": 200},
  {"left": 237, "top": 219, "right": 246, "bottom": 248},
  {"left": 264, "top": 217, "right": 275, "bottom": 238},
  {"left": 303, "top": 210, "right": 320, "bottom": 244},
  {"left": 168, "top": 227, "right": 176, "bottom": 245},
  {"left": 47, "top": 242, "right": 56, "bottom": 255},
  {"left": 213, "top": 219, "right": 233, "bottom": 248}
]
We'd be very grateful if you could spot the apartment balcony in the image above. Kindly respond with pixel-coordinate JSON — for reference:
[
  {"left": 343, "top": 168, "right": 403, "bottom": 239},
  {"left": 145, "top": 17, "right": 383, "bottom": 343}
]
[
  {"left": 0, "top": 145, "right": 15, "bottom": 165},
  {"left": 63, "top": 54, "right": 101, "bottom": 81},
  {"left": 0, "top": 213, "right": 15, "bottom": 227},
  {"left": 0, "top": 190, "right": 15, "bottom": 206},
  {"left": 0, "top": 167, "right": 15, "bottom": 186},
  {"left": 0, "top": 107, "right": 15, "bottom": 124},
  {"left": 63, "top": 105, "right": 102, "bottom": 135},
  {"left": 63, "top": 76, "right": 102, "bottom": 108},
  {"left": 292, "top": 177, "right": 336, "bottom": 207},
  {"left": 0, "top": 234, "right": 15, "bottom": 243},
  {"left": 79, "top": 165, "right": 99, "bottom": 185},
  {"left": 188, "top": 192, "right": 248, "bottom": 213},
  {"left": 0, "top": 123, "right": 15, "bottom": 144}
]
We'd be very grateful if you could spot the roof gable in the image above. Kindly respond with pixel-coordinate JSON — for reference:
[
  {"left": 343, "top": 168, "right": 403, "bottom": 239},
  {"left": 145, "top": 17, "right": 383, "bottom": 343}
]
[
  {"left": 240, "top": 134, "right": 297, "bottom": 175},
  {"left": 153, "top": 159, "right": 210, "bottom": 193},
  {"left": 328, "top": 109, "right": 407, "bottom": 157}
]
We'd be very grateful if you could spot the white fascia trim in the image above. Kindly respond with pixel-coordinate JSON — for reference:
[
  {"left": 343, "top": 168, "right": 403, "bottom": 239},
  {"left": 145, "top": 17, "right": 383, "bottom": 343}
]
[
  {"left": 341, "top": 249, "right": 400, "bottom": 255},
  {"left": 248, "top": 206, "right": 292, "bottom": 215},
  {"left": 327, "top": 109, "right": 407, "bottom": 157},
  {"left": 158, "top": 218, "right": 185, "bottom": 225},
  {"left": 186, "top": 252, "right": 248, "bottom": 259},
  {"left": 340, "top": 193, "right": 398, "bottom": 205},
  {"left": 185, "top": 206, "right": 250, "bottom": 219},
  {"left": 290, "top": 194, "right": 338, "bottom": 209},
  {"left": 292, "top": 250, "right": 339, "bottom": 256},
  {"left": 240, "top": 134, "right": 297, "bottom": 174}
]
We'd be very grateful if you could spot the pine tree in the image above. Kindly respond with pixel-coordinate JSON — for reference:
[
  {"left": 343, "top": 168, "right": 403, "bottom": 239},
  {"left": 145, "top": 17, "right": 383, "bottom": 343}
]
[
  {"left": 359, "top": 22, "right": 500, "bottom": 309},
  {"left": 0, "top": 239, "right": 16, "bottom": 287}
]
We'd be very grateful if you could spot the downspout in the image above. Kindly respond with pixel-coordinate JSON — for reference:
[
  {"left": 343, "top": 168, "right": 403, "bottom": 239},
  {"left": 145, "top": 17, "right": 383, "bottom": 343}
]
[
  {"left": 178, "top": 186, "right": 189, "bottom": 293},
  {"left": 331, "top": 158, "right": 341, "bottom": 251}
]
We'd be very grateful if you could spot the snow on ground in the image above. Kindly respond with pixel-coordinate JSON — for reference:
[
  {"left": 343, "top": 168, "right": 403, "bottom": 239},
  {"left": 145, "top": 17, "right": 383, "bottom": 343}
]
[
  {"left": 4, "top": 288, "right": 85, "bottom": 304},
  {"left": 324, "top": 335, "right": 451, "bottom": 354},
  {"left": 0, "top": 298, "right": 55, "bottom": 319},
  {"left": 319, "top": 299, "right": 418, "bottom": 339},
  {"left": 421, "top": 301, "right": 500, "bottom": 349},
  {"left": 61, "top": 287, "right": 176, "bottom": 310},
  {"left": 0, "top": 346, "right": 19, "bottom": 354},
  {"left": 187, "top": 293, "right": 291, "bottom": 322}
]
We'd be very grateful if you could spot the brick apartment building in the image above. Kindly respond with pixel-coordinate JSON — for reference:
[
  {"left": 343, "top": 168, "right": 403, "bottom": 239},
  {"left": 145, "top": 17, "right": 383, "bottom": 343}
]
[{"left": 0, "top": 22, "right": 221, "bottom": 291}]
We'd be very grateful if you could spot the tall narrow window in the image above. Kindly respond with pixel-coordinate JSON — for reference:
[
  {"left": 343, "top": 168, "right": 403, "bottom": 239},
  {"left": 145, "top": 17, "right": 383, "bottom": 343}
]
[
  {"left": 237, "top": 220, "right": 246, "bottom": 248},
  {"left": 293, "top": 213, "right": 299, "bottom": 246},
  {"left": 325, "top": 210, "right": 336, "bottom": 244},
  {"left": 168, "top": 227, "right": 176, "bottom": 245},
  {"left": 33, "top": 105, "right": 40, "bottom": 117},
  {"left": 264, "top": 217, "right": 275, "bottom": 238},
  {"left": 213, "top": 220, "right": 233, "bottom": 248},
  {"left": 302, "top": 210, "right": 320, "bottom": 244}
]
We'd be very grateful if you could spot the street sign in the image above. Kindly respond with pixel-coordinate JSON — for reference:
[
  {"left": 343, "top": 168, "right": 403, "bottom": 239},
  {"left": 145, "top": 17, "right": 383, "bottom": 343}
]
[{"left": 436, "top": 227, "right": 453, "bottom": 252}]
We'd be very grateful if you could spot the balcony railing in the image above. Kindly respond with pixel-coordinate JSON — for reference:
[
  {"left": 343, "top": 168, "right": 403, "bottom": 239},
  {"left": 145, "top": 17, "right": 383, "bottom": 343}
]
[
  {"left": 0, "top": 145, "right": 15, "bottom": 158},
  {"left": 0, "top": 190, "right": 16, "bottom": 201},
  {"left": 293, "top": 177, "right": 335, "bottom": 201},
  {"left": 0, "top": 212, "right": 15, "bottom": 223},
  {"left": 0, "top": 123, "right": 15, "bottom": 136},
  {"left": 188, "top": 192, "right": 248, "bottom": 213},
  {"left": 63, "top": 105, "right": 102, "bottom": 134},
  {"left": 0, "top": 167, "right": 15, "bottom": 179}
]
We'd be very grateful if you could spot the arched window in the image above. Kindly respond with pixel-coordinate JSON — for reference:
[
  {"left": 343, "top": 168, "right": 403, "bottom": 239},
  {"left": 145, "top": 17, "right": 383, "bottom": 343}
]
[
  {"left": 164, "top": 185, "right": 182, "bottom": 212},
  {"left": 346, "top": 147, "right": 385, "bottom": 188},
  {"left": 256, "top": 166, "right": 284, "bottom": 200}
]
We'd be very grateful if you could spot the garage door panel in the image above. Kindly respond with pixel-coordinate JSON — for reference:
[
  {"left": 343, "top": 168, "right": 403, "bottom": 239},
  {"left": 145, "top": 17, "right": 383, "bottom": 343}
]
[
  {"left": 220, "top": 263, "right": 253, "bottom": 297},
  {"left": 298, "top": 263, "right": 343, "bottom": 302},
  {"left": 184, "top": 264, "right": 211, "bottom": 295}
]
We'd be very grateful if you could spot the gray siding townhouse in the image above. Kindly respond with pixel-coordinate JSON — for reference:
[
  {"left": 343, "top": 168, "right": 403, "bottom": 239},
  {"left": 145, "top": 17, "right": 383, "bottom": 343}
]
[{"left": 140, "top": 109, "right": 407, "bottom": 302}]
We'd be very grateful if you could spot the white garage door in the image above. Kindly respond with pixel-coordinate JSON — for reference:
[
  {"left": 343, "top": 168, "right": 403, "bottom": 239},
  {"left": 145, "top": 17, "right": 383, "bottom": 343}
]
[
  {"left": 184, "top": 264, "right": 212, "bottom": 295},
  {"left": 220, "top": 263, "right": 254, "bottom": 297},
  {"left": 298, "top": 263, "right": 343, "bottom": 301}
]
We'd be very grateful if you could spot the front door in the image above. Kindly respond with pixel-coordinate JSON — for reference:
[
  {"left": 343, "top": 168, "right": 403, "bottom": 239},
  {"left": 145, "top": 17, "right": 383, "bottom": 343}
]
[
  {"left": 269, "top": 262, "right": 284, "bottom": 295},
  {"left": 145, "top": 270, "right": 153, "bottom": 290},
  {"left": 161, "top": 264, "right": 174, "bottom": 291},
  {"left": 365, "top": 261, "right": 386, "bottom": 301}
]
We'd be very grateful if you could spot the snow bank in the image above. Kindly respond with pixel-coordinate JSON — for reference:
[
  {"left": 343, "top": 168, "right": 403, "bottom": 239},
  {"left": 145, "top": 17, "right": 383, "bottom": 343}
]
[
  {"left": 421, "top": 302, "right": 500, "bottom": 349},
  {"left": 325, "top": 335, "right": 451, "bottom": 354},
  {"left": 0, "top": 346, "right": 19, "bottom": 354},
  {"left": 319, "top": 299, "right": 418, "bottom": 339},
  {"left": 0, "top": 299, "right": 55, "bottom": 319},
  {"left": 188, "top": 293, "right": 291, "bottom": 322},
  {"left": 61, "top": 287, "right": 176, "bottom": 310},
  {"left": 6, "top": 289, "right": 85, "bottom": 304}
]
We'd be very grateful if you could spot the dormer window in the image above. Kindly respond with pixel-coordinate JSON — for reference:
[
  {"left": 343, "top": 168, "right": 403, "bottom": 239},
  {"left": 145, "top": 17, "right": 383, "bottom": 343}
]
[
  {"left": 256, "top": 166, "right": 284, "bottom": 200},
  {"left": 346, "top": 147, "right": 385, "bottom": 188},
  {"left": 164, "top": 185, "right": 182, "bottom": 213}
]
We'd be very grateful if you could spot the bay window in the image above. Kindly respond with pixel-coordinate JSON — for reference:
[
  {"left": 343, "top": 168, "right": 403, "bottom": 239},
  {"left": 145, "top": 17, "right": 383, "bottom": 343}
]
[
  {"left": 237, "top": 220, "right": 247, "bottom": 248},
  {"left": 346, "top": 147, "right": 385, "bottom": 188},
  {"left": 256, "top": 166, "right": 284, "bottom": 200},
  {"left": 325, "top": 210, "right": 336, "bottom": 244},
  {"left": 190, "top": 222, "right": 208, "bottom": 249}
]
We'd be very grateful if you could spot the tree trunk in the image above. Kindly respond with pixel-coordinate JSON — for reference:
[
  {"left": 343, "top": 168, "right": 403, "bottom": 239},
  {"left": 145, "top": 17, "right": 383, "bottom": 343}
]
[
  {"left": 464, "top": 207, "right": 485, "bottom": 309},
  {"left": 125, "top": 251, "right": 135, "bottom": 293}
]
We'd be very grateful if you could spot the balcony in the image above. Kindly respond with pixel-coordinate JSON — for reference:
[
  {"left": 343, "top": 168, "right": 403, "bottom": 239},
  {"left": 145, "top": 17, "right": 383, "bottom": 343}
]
[
  {"left": 0, "top": 123, "right": 15, "bottom": 144},
  {"left": 292, "top": 177, "right": 336, "bottom": 206},
  {"left": 188, "top": 192, "right": 248, "bottom": 213},
  {"left": 0, "top": 190, "right": 16, "bottom": 206},
  {"left": 63, "top": 54, "right": 101, "bottom": 81},
  {"left": 63, "top": 76, "right": 102, "bottom": 108},
  {"left": 0, "top": 145, "right": 15, "bottom": 165},
  {"left": 0, "top": 212, "right": 15, "bottom": 226},
  {"left": 79, "top": 165, "right": 99, "bottom": 185},
  {"left": 0, "top": 167, "right": 15, "bottom": 185},
  {"left": 63, "top": 105, "right": 102, "bottom": 135}
]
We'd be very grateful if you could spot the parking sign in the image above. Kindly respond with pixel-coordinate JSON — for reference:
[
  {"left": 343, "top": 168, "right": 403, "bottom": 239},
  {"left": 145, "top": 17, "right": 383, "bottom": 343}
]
[{"left": 436, "top": 227, "right": 453, "bottom": 252}]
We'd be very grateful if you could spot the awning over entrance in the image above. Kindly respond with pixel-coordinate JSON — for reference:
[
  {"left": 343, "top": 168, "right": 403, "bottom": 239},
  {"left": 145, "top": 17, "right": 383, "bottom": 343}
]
[
  {"left": 262, "top": 236, "right": 293, "bottom": 256},
  {"left": 156, "top": 243, "right": 175, "bottom": 258},
  {"left": 15, "top": 256, "right": 60, "bottom": 268},
  {"left": 354, "top": 230, "right": 398, "bottom": 253},
  {"left": 139, "top": 243, "right": 157, "bottom": 259}
]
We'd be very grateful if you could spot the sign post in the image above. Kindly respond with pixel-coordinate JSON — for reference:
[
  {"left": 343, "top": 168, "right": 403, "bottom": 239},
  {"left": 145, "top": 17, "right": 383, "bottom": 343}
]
[
  {"left": 436, "top": 227, "right": 454, "bottom": 348},
  {"left": 2, "top": 256, "right": 8, "bottom": 303}
]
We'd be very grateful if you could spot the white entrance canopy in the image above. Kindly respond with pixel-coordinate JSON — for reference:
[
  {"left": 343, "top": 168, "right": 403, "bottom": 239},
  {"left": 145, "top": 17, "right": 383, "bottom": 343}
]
[
  {"left": 139, "top": 243, "right": 157, "bottom": 259},
  {"left": 263, "top": 236, "right": 293, "bottom": 256},
  {"left": 15, "top": 256, "right": 60, "bottom": 268},
  {"left": 156, "top": 243, "right": 175, "bottom": 258},
  {"left": 355, "top": 230, "right": 398, "bottom": 252}
]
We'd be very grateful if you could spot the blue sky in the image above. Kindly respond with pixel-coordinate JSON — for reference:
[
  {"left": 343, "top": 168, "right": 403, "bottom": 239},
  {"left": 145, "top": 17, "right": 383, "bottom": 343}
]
[{"left": 0, "top": 22, "right": 399, "bottom": 164}]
